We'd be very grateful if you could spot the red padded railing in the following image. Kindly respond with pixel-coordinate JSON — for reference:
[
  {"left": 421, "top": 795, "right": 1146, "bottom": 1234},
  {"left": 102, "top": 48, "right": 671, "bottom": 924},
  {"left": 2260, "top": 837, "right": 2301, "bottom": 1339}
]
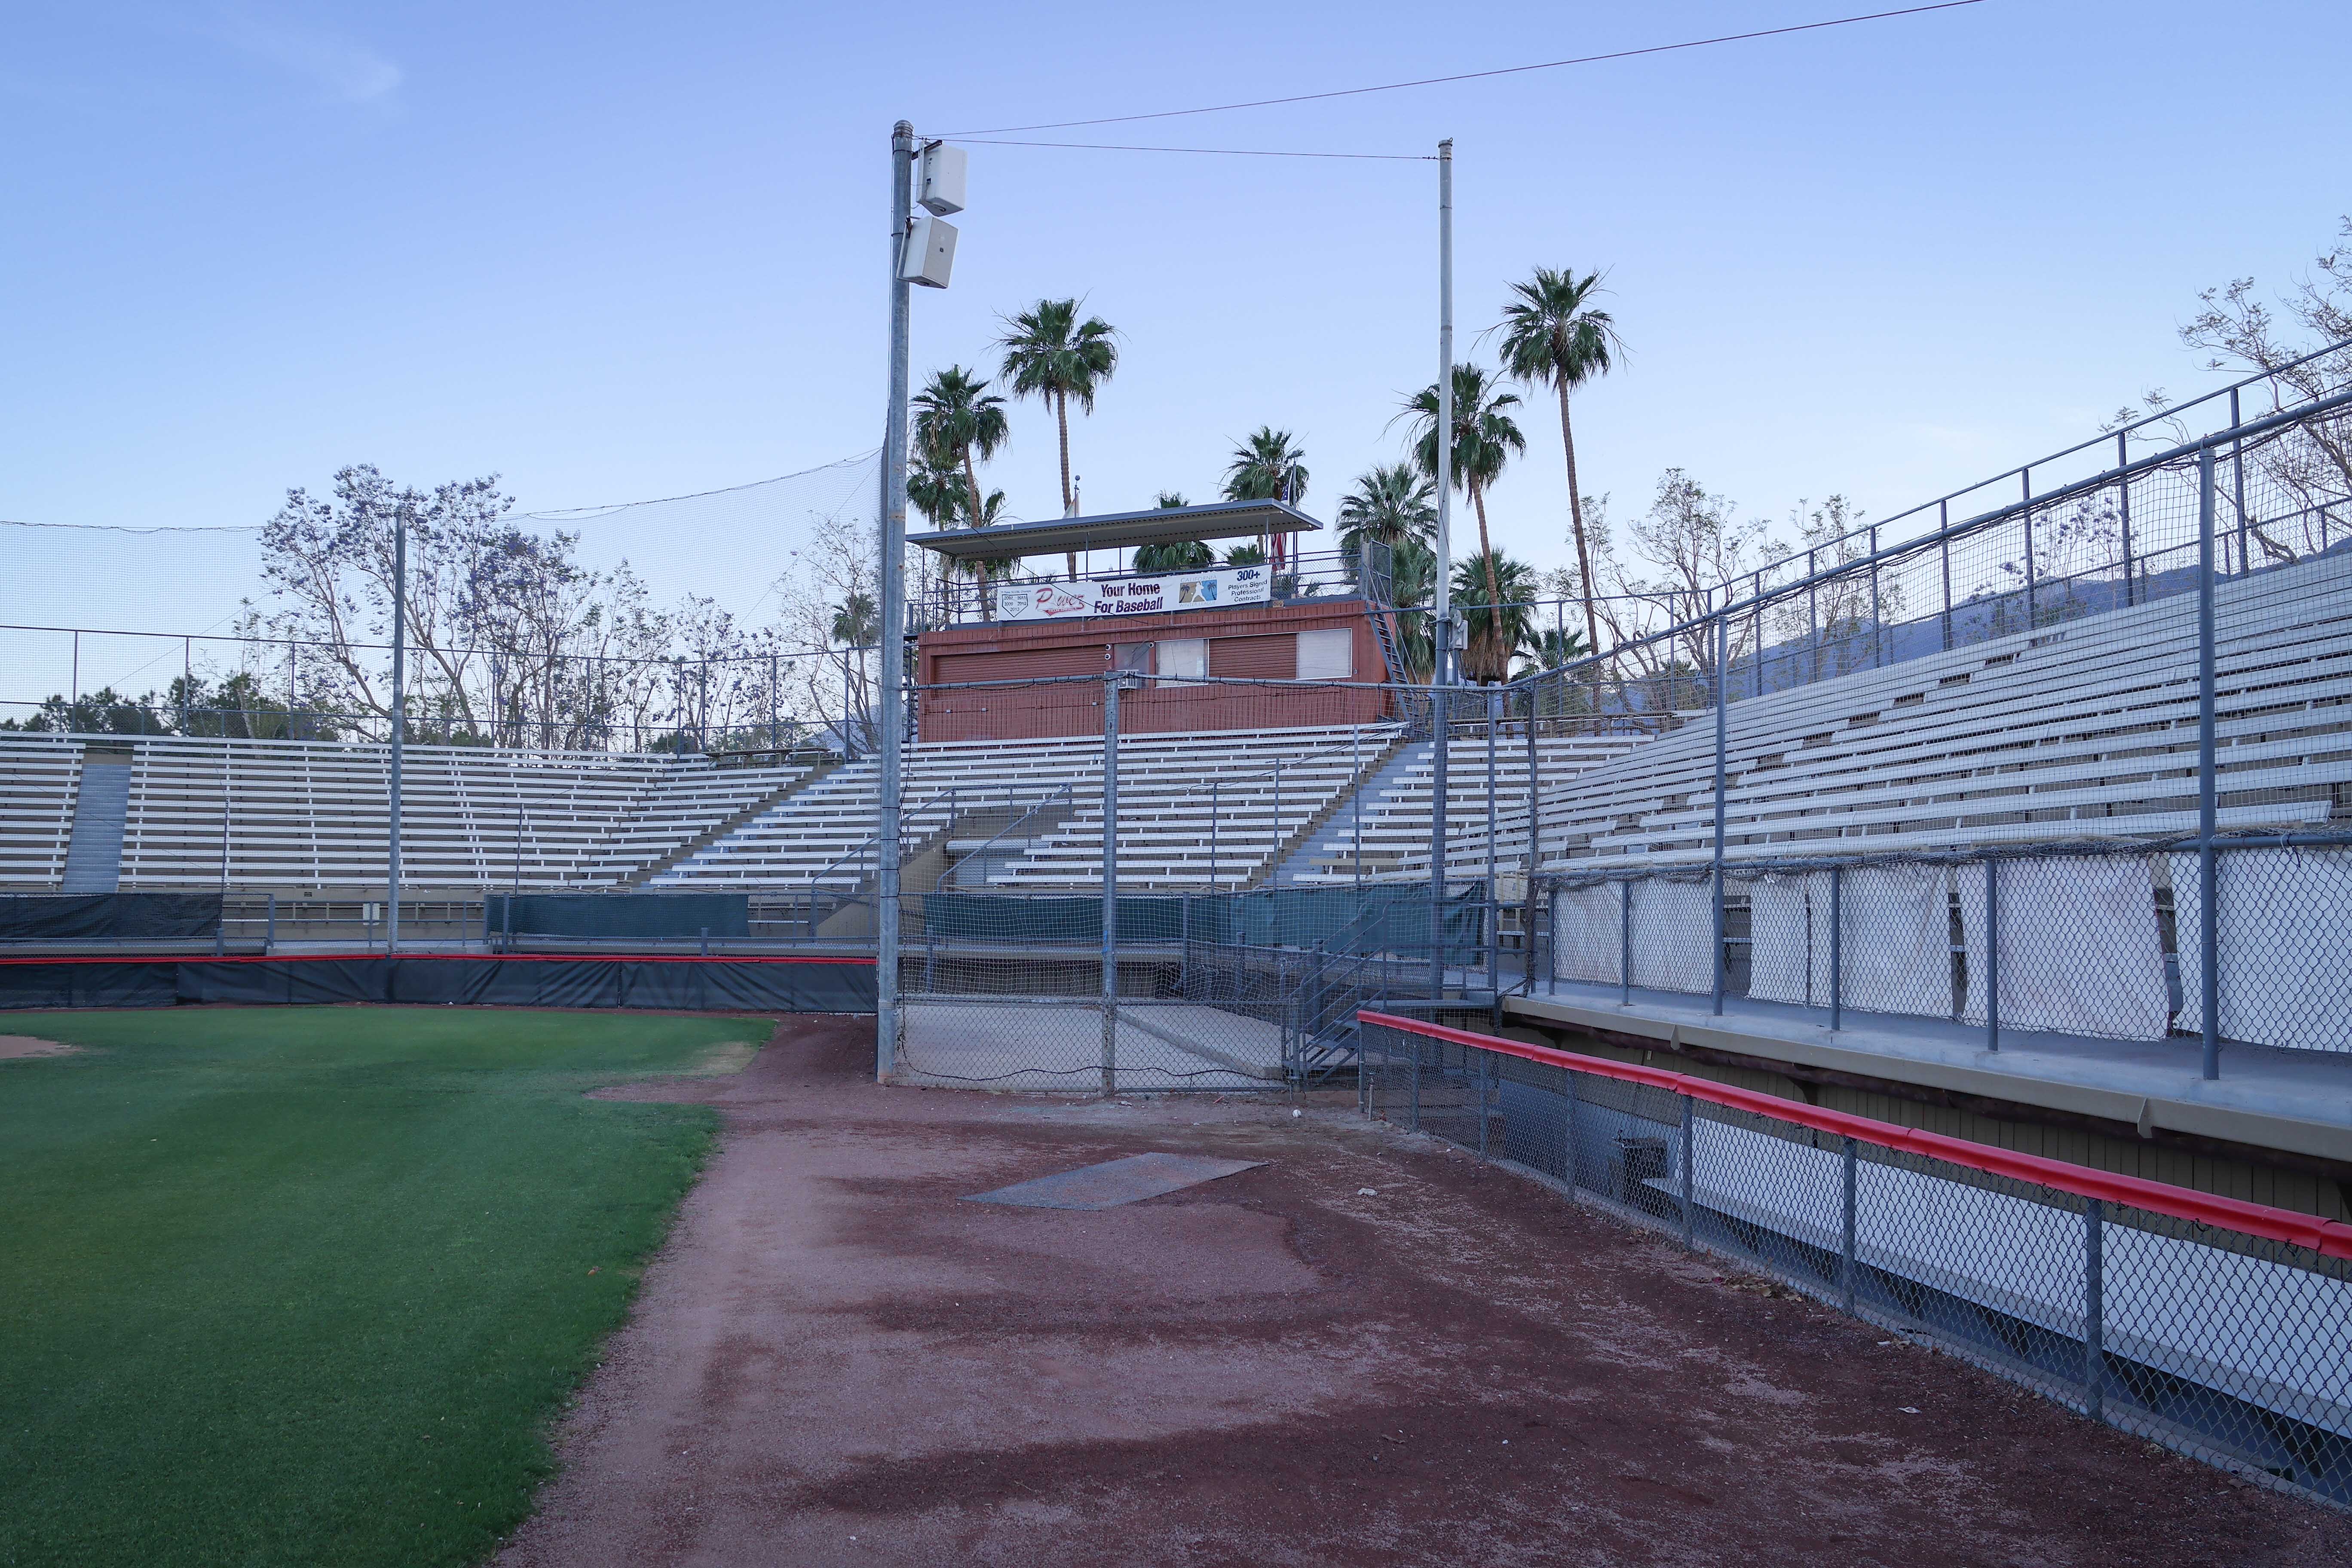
[{"left": 1358, "top": 1010, "right": 2352, "bottom": 1262}]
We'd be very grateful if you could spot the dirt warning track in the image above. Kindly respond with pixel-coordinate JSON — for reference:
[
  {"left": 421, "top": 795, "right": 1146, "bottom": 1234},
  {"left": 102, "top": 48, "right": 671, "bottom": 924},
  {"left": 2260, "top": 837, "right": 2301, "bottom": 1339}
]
[{"left": 497, "top": 1015, "right": 2346, "bottom": 1567}]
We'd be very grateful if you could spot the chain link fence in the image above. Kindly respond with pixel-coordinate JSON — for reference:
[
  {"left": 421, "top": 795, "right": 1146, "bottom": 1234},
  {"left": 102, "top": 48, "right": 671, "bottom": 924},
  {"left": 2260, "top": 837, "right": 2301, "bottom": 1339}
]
[{"left": 1360, "top": 1012, "right": 2352, "bottom": 1510}]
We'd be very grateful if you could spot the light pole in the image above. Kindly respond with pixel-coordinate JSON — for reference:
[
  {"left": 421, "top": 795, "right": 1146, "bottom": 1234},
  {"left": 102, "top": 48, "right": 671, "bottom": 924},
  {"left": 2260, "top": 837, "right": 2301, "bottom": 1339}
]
[
  {"left": 876, "top": 122, "right": 964, "bottom": 1082},
  {"left": 387, "top": 499, "right": 407, "bottom": 954},
  {"left": 1429, "top": 137, "right": 1454, "bottom": 1001}
]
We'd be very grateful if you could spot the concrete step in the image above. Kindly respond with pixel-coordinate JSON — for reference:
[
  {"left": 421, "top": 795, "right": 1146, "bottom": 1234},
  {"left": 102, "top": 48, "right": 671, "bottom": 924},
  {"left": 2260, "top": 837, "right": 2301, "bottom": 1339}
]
[{"left": 60, "top": 754, "right": 132, "bottom": 894}]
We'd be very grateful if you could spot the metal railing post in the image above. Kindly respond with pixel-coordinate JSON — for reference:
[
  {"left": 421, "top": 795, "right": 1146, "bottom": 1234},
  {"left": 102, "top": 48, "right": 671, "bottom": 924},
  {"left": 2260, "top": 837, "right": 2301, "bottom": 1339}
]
[
  {"left": 265, "top": 891, "right": 276, "bottom": 951},
  {"left": 1828, "top": 864, "right": 1842, "bottom": 1032},
  {"left": 1561, "top": 1067, "right": 1579, "bottom": 1192},
  {"left": 1984, "top": 855, "right": 2000, "bottom": 1052},
  {"left": 1525, "top": 704, "right": 1540, "bottom": 996},
  {"left": 1619, "top": 878, "right": 1632, "bottom": 1006},
  {"left": 2085, "top": 1197, "right": 2107, "bottom": 1423},
  {"left": 1711, "top": 611, "right": 1728, "bottom": 1016},
  {"left": 1840, "top": 1136, "right": 1858, "bottom": 1313},
  {"left": 1678, "top": 1094, "right": 1696, "bottom": 1249},
  {"left": 1101, "top": 671, "right": 1121, "bottom": 1097},
  {"left": 2197, "top": 444, "right": 2222, "bottom": 1081},
  {"left": 2117, "top": 432, "right": 2135, "bottom": 607},
  {"left": 1430, "top": 636, "right": 1450, "bottom": 1004}
]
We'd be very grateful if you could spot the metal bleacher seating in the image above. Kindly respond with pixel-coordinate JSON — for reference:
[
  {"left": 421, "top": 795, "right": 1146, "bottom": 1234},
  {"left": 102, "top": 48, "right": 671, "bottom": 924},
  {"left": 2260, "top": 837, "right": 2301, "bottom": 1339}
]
[
  {"left": 0, "top": 735, "right": 82, "bottom": 890},
  {"left": 652, "top": 725, "right": 1405, "bottom": 892},
  {"left": 1415, "top": 545, "right": 2352, "bottom": 877},
  {"left": 0, "top": 736, "right": 815, "bottom": 891}
]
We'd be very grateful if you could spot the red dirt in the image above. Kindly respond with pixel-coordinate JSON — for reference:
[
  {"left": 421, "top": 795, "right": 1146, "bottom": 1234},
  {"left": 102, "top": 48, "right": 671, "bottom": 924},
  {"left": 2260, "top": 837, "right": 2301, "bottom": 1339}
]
[{"left": 496, "top": 1014, "right": 2348, "bottom": 1567}]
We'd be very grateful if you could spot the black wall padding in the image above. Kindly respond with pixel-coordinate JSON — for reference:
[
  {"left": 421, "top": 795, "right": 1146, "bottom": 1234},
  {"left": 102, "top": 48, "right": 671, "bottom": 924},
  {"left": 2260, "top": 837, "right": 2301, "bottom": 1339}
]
[
  {"left": 0, "top": 956, "right": 873, "bottom": 1013},
  {"left": 0, "top": 962, "right": 182, "bottom": 1010},
  {"left": 485, "top": 894, "right": 751, "bottom": 940},
  {"left": 0, "top": 893, "right": 224, "bottom": 941}
]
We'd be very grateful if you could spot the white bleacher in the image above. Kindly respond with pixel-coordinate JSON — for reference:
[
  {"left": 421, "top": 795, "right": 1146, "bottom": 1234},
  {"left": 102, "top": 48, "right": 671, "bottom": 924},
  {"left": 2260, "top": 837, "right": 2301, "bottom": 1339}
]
[
  {"left": 0, "top": 735, "right": 83, "bottom": 890},
  {"left": 102, "top": 737, "right": 811, "bottom": 890},
  {"left": 1415, "top": 547, "right": 2352, "bottom": 877},
  {"left": 652, "top": 725, "right": 1405, "bottom": 891},
  {"left": 1295, "top": 734, "right": 1639, "bottom": 884}
]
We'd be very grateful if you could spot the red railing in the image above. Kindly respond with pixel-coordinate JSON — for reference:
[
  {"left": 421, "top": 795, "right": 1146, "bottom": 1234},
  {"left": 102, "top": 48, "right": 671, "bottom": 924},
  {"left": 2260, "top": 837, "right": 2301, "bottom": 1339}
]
[{"left": 1359, "top": 1010, "right": 2352, "bottom": 1262}]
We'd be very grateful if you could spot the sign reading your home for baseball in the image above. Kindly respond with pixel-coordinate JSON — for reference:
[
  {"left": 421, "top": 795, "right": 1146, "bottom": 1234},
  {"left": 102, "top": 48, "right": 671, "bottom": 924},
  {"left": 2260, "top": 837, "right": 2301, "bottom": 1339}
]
[{"left": 995, "top": 566, "right": 1270, "bottom": 622}]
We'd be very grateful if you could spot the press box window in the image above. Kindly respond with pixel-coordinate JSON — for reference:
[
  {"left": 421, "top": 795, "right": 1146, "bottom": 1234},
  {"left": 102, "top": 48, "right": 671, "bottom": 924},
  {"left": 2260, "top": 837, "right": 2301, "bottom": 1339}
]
[
  {"left": 1296, "top": 628, "right": 1354, "bottom": 680},
  {"left": 1112, "top": 641, "right": 1154, "bottom": 674},
  {"left": 1156, "top": 638, "right": 1207, "bottom": 683}
]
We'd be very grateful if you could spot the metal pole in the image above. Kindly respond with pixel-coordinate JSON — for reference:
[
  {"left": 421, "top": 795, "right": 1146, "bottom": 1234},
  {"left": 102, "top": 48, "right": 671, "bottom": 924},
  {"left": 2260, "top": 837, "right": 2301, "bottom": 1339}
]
[
  {"left": 876, "top": 119, "right": 915, "bottom": 1083},
  {"left": 1939, "top": 501, "right": 1954, "bottom": 650},
  {"left": 1524, "top": 707, "right": 1540, "bottom": 994},
  {"left": 1711, "top": 610, "right": 1727, "bottom": 1016},
  {"left": 1562, "top": 1066, "right": 1579, "bottom": 1191},
  {"left": 1485, "top": 689, "right": 1498, "bottom": 1006},
  {"left": 2197, "top": 445, "right": 2221, "bottom": 1081},
  {"left": 387, "top": 502, "right": 407, "bottom": 953},
  {"left": 1984, "top": 855, "right": 2000, "bottom": 1052},
  {"left": 1432, "top": 138, "right": 1453, "bottom": 651},
  {"left": 1678, "top": 1094, "right": 1696, "bottom": 1249},
  {"left": 1101, "top": 672, "right": 1122, "bottom": 1096},
  {"left": 1619, "top": 878, "right": 1632, "bottom": 1005},
  {"left": 1210, "top": 778, "right": 1219, "bottom": 888},
  {"left": 2117, "top": 432, "right": 2135, "bottom": 608},
  {"left": 1430, "top": 660, "right": 1449, "bottom": 1001},
  {"left": 1828, "top": 864, "right": 1842, "bottom": 1032},
  {"left": 1839, "top": 1136, "right": 1858, "bottom": 1313},
  {"left": 1352, "top": 723, "right": 1363, "bottom": 897},
  {"left": 2230, "top": 388, "right": 2248, "bottom": 579},
  {"left": 2084, "top": 1197, "right": 2107, "bottom": 1422},
  {"left": 1868, "top": 525, "right": 1881, "bottom": 670},
  {"left": 70, "top": 630, "right": 78, "bottom": 717},
  {"left": 265, "top": 890, "right": 275, "bottom": 951}
]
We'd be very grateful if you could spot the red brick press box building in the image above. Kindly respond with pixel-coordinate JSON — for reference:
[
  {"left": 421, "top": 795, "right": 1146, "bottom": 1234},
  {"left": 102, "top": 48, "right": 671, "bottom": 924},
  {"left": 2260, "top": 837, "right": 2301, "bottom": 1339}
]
[{"left": 907, "top": 498, "right": 1403, "bottom": 744}]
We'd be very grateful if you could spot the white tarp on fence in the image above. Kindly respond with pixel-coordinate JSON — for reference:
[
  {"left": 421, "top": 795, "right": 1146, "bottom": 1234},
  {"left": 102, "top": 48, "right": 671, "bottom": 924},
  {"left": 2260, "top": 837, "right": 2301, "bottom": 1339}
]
[
  {"left": 1956, "top": 856, "right": 2171, "bottom": 1041},
  {"left": 2169, "top": 847, "right": 2352, "bottom": 1054}
]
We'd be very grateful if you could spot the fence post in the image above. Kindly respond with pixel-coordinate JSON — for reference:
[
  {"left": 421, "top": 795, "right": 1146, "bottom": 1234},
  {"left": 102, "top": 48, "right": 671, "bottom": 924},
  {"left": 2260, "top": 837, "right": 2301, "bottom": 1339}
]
[
  {"left": 2230, "top": 387, "right": 2248, "bottom": 579},
  {"left": 1619, "top": 878, "right": 1632, "bottom": 1006},
  {"left": 1984, "top": 855, "right": 2000, "bottom": 1053},
  {"left": 1561, "top": 1067, "right": 1579, "bottom": 1192},
  {"left": 1353, "top": 723, "right": 1363, "bottom": 897},
  {"left": 1939, "top": 500, "right": 1954, "bottom": 650},
  {"left": 2197, "top": 443, "right": 2221, "bottom": 1081},
  {"left": 1828, "top": 864, "right": 1842, "bottom": 1032},
  {"left": 1868, "top": 524, "right": 1881, "bottom": 670},
  {"left": 1840, "top": 1135, "right": 1858, "bottom": 1313},
  {"left": 1525, "top": 705, "right": 1541, "bottom": 997},
  {"left": 1210, "top": 778, "right": 1219, "bottom": 888},
  {"left": 1101, "top": 671, "right": 1122, "bottom": 1097},
  {"left": 2117, "top": 431, "right": 2136, "bottom": 607},
  {"left": 1678, "top": 1094, "right": 1696, "bottom": 1249},
  {"left": 2021, "top": 469, "right": 2038, "bottom": 630},
  {"left": 2084, "top": 1197, "right": 2107, "bottom": 1423},
  {"left": 265, "top": 891, "right": 276, "bottom": 951},
  {"left": 1711, "top": 610, "right": 1728, "bottom": 1017},
  {"left": 1408, "top": 1033, "right": 1422, "bottom": 1133},
  {"left": 1476, "top": 1050, "right": 1490, "bottom": 1158},
  {"left": 1431, "top": 657, "right": 1450, "bottom": 1004}
]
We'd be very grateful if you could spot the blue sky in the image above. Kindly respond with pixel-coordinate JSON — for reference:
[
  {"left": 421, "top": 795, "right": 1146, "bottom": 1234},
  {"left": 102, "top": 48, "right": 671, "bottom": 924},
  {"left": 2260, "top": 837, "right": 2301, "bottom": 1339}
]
[{"left": 5, "top": 0, "right": 2349, "bottom": 606}]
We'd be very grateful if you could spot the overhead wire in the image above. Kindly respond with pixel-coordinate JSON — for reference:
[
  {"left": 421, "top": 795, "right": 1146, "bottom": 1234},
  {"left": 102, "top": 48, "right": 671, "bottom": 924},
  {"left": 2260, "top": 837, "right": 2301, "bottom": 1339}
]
[{"left": 936, "top": 2, "right": 1986, "bottom": 138}]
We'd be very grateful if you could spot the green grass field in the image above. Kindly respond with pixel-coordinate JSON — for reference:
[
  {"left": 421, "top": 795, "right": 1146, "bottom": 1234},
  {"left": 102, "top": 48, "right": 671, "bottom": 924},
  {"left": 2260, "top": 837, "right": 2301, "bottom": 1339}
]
[{"left": 0, "top": 1005, "right": 771, "bottom": 1568}]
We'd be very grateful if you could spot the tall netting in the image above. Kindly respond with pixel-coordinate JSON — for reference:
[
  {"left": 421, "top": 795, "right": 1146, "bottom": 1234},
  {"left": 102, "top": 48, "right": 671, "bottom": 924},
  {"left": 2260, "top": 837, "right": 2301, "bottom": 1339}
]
[{"left": 1, "top": 453, "right": 884, "bottom": 751}]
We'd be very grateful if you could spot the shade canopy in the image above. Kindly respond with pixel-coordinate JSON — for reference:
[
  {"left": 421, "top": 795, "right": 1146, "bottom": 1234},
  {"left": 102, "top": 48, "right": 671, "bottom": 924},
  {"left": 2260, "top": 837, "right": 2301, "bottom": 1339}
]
[{"left": 907, "top": 498, "right": 1320, "bottom": 561}]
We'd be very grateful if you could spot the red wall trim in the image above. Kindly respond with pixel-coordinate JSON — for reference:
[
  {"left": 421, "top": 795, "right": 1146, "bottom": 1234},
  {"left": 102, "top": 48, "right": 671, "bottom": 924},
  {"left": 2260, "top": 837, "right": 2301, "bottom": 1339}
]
[{"left": 1359, "top": 1009, "right": 2352, "bottom": 1262}]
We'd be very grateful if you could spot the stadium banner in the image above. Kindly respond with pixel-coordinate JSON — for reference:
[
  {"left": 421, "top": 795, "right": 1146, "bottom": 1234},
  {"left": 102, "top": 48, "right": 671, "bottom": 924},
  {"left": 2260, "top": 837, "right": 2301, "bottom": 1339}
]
[{"left": 994, "top": 565, "right": 1271, "bottom": 623}]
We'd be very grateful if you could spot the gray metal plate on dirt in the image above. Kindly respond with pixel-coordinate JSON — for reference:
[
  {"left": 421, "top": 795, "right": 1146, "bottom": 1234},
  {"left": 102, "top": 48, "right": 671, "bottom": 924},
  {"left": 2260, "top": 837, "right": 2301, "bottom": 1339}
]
[{"left": 962, "top": 1152, "right": 1265, "bottom": 1212}]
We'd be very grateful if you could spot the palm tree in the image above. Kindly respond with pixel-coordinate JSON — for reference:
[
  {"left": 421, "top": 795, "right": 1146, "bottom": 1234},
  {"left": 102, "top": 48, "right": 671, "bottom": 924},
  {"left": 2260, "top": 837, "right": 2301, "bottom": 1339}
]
[
  {"left": 997, "top": 298, "right": 1118, "bottom": 577},
  {"left": 911, "top": 365, "right": 1009, "bottom": 532},
  {"left": 1497, "top": 266, "right": 1622, "bottom": 656},
  {"left": 1133, "top": 491, "right": 1212, "bottom": 573},
  {"left": 906, "top": 446, "right": 967, "bottom": 528},
  {"left": 1221, "top": 426, "right": 1308, "bottom": 567},
  {"left": 1450, "top": 550, "right": 1540, "bottom": 683},
  {"left": 1335, "top": 462, "right": 1436, "bottom": 591},
  {"left": 1135, "top": 540, "right": 1214, "bottom": 572},
  {"left": 1403, "top": 363, "right": 1525, "bottom": 626}
]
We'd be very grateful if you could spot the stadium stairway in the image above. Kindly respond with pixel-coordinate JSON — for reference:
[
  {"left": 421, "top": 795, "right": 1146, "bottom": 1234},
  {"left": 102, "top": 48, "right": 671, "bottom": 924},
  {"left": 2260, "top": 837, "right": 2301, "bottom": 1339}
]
[
  {"left": 1269, "top": 733, "right": 1427, "bottom": 884},
  {"left": 58, "top": 745, "right": 131, "bottom": 893},
  {"left": 623, "top": 757, "right": 842, "bottom": 886}
]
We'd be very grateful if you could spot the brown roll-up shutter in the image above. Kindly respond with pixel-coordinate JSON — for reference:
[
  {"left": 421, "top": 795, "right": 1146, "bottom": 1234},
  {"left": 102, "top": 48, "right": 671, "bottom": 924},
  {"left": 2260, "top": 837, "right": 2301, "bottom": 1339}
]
[
  {"left": 935, "top": 645, "right": 1106, "bottom": 683},
  {"left": 1208, "top": 634, "right": 1297, "bottom": 679}
]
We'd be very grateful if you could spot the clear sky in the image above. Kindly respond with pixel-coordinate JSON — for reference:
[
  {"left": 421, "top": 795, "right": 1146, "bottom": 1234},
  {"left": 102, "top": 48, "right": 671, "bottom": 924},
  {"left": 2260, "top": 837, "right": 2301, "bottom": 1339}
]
[{"left": 5, "top": 0, "right": 2349, "bottom": 606}]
